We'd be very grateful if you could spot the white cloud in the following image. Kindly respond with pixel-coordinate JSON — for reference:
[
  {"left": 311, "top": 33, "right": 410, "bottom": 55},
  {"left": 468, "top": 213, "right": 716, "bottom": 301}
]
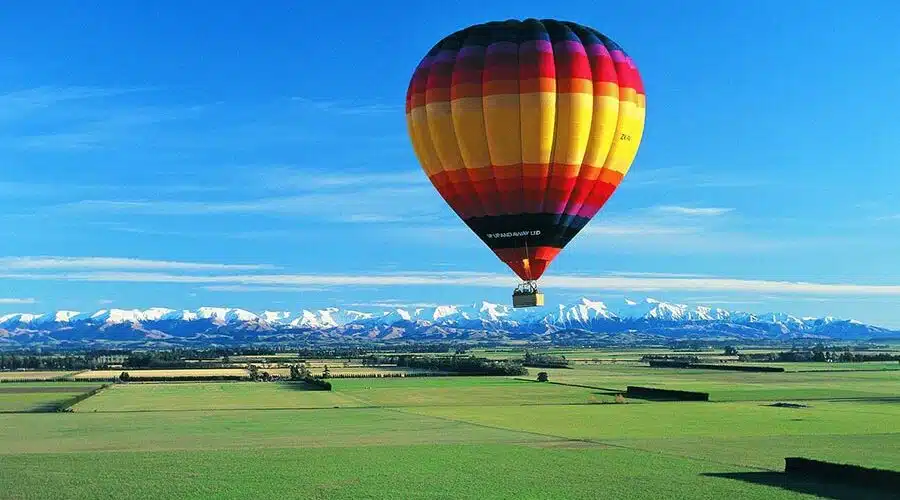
[
  {"left": 0, "top": 86, "right": 153, "bottom": 121},
  {"left": 0, "top": 256, "right": 273, "bottom": 271},
  {"left": 290, "top": 97, "right": 401, "bottom": 116},
  {"left": 203, "top": 285, "right": 325, "bottom": 293},
  {"left": 654, "top": 205, "right": 734, "bottom": 216},
  {"left": 581, "top": 224, "right": 699, "bottom": 236},
  {"left": 4, "top": 270, "right": 900, "bottom": 297},
  {"left": 0, "top": 298, "right": 37, "bottom": 304},
  {"left": 626, "top": 166, "right": 765, "bottom": 189},
  {"left": 603, "top": 271, "right": 714, "bottom": 279},
  {"left": 61, "top": 184, "right": 446, "bottom": 222}
]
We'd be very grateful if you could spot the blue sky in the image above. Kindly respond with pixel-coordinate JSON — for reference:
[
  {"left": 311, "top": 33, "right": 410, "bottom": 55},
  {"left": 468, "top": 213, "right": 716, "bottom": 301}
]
[{"left": 2, "top": 1, "right": 900, "bottom": 327}]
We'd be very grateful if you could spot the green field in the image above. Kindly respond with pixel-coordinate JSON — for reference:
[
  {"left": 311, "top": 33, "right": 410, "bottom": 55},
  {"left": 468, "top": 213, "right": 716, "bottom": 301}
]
[
  {"left": 0, "top": 383, "right": 103, "bottom": 413},
  {"left": 530, "top": 364, "right": 899, "bottom": 402},
  {"left": 0, "top": 359, "right": 897, "bottom": 499}
]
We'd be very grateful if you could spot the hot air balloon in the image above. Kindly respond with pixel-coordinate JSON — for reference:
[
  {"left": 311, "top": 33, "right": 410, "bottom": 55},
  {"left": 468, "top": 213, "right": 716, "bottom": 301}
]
[{"left": 405, "top": 18, "right": 646, "bottom": 307}]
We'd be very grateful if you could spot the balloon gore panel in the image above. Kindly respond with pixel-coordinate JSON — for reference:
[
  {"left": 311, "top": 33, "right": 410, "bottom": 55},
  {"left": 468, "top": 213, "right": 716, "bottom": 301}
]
[{"left": 406, "top": 19, "right": 646, "bottom": 281}]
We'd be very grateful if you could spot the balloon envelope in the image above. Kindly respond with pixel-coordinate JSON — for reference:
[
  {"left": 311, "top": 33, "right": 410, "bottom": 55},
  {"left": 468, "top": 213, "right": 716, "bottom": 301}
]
[{"left": 406, "top": 19, "right": 646, "bottom": 281}]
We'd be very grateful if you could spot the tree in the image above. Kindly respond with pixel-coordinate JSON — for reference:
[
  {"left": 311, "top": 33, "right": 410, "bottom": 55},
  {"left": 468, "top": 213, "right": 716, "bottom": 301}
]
[
  {"left": 322, "top": 365, "right": 331, "bottom": 378},
  {"left": 119, "top": 371, "right": 130, "bottom": 382},
  {"left": 723, "top": 346, "right": 739, "bottom": 356},
  {"left": 537, "top": 372, "right": 549, "bottom": 382}
]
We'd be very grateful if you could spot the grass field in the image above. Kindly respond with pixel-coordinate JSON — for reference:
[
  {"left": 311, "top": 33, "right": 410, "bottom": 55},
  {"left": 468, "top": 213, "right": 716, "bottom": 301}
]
[
  {"left": 73, "top": 382, "right": 362, "bottom": 411},
  {"left": 531, "top": 364, "right": 899, "bottom": 402},
  {"left": 0, "top": 383, "right": 104, "bottom": 413},
  {"left": 1, "top": 356, "right": 897, "bottom": 498}
]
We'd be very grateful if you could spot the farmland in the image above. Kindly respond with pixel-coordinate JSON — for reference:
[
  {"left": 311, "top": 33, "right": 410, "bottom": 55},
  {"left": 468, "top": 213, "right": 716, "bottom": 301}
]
[
  {"left": 0, "top": 348, "right": 897, "bottom": 498},
  {"left": 0, "top": 371, "right": 74, "bottom": 381},
  {"left": 71, "top": 368, "right": 250, "bottom": 380},
  {"left": 0, "top": 383, "right": 104, "bottom": 413}
]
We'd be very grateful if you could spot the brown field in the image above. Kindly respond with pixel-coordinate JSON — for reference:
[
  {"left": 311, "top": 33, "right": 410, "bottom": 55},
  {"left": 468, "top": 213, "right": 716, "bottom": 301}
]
[
  {"left": 0, "top": 371, "right": 74, "bottom": 381},
  {"left": 72, "top": 369, "right": 249, "bottom": 380}
]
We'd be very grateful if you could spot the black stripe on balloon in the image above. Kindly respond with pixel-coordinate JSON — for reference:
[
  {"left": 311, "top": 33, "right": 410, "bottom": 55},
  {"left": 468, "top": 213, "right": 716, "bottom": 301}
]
[{"left": 462, "top": 214, "right": 591, "bottom": 250}]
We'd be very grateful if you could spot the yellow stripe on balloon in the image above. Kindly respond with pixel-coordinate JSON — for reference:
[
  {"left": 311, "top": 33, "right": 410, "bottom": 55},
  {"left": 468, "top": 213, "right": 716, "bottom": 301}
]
[
  {"left": 581, "top": 93, "right": 620, "bottom": 172},
  {"left": 551, "top": 90, "right": 593, "bottom": 165},
  {"left": 451, "top": 97, "right": 492, "bottom": 170},
  {"left": 407, "top": 108, "right": 443, "bottom": 177},
  {"left": 425, "top": 101, "right": 467, "bottom": 172},
  {"left": 601, "top": 98, "right": 646, "bottom": 176},
  {"left": 483, "top": 94, "right": 522, "bottom": 167},
  {"left": 519, "top": 92, "right": 555, "bottom": 166}
]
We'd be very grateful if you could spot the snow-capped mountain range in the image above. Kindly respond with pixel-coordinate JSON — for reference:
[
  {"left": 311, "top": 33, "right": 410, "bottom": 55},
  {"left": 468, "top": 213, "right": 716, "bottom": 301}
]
[{"left": 1, "top": 297, "right": 895, "bottom": 349}]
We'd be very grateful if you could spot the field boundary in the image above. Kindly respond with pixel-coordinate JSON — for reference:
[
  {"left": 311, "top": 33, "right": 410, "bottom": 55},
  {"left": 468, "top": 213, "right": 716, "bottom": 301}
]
[
  {"left": 61, "top": 384, "right": 112, "bottom": 412},
  {"left": 512, "top": 377, "right": 626, "bottom": 394}
]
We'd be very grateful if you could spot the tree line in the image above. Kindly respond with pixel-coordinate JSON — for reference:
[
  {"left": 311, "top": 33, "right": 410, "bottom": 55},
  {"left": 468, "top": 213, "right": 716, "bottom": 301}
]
[
  {"left": 740, "top": 348, "right": 900, "bottom": 363},
  {"left": 288, "top": 364, "right": 332, "bottom": 390},
  {"left": 360, "top": 354, "right": 528, "bottom": 376},
  {"left": 521, "top": 351, "right": 570, "bottom": 368}
]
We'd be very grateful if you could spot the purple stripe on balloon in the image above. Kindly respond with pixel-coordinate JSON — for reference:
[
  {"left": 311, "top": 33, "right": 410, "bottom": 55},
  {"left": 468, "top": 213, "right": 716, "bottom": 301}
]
[
  {"left": 457, "top": 45, "right": 486, "bottom": 59},
  {"left": 519, "top": 39, "right": 553, "bottom": 53},
  {"left": 415, "top": 55, "right": 435, "bottom": 71},
  {"left": 545, "top": 200, "right": 568, "bottom": 215},
  {"left": 576, "top": 203, "right": 600, "bottom": 218},
  {"left": 610, "top": 50, "right": 627, "bottom": 63},
  {"left": 585, "top": 43, "right": 611, "bottom": 58},
  {"left": 434, "top": 49, "right": 458, "bottom": 64},
  {"left": 485, "top": 41, "right": 518, "bottom": 54},
  {"left": 553, "top": 40, "right": 587, "bottom": 54}
]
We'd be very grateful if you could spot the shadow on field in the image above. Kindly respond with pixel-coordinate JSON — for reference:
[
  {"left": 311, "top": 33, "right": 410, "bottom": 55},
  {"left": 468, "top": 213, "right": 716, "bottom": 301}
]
[
  {"left": 276, "top": 381, "right": 332, "bottom": 392},
  {"left": 702, "top": 472, "right": 896, "bottom": 499}
]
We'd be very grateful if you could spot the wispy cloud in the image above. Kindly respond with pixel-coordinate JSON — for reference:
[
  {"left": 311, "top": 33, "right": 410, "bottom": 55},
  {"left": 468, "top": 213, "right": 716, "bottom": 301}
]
[
  {"left": 654, "top": 205, "right": 734, "bottom": 216},
  {"left": 203, "top": 285, "right": 326, "bottom": 293},
  {"left": 0, "top": 85, "right": 204, "bottom": 151},
  {"left": 290, "top": 97, "right": 401, "bottom": 116},
  {"left": 61, "top": 181, "right": 445, "bottom": 223},
  {"left": 7, "top": 105, "right": 202, "bottom": 151},
  {"left": 0, "top": 256, "right": 273, "bottom": 271},
  {"left": 4, "top": 270, "right": 900, "bottom": 297},
  {"left": 626, "top": 166, "right": 764, "bottom": 189},
  {"left": 0, "top": 86, "right": 153, "bottom": 120},
  {"left": 569, "top": 204, "right": 813, "bottom": 253},
  {"left": 603, "top": 271, "right": 714, "bottom": 279},
  {"left": 0, "top": 298, "right": 37, "bottom": 305},
  {"left": 252, "top": 166, "right": 424, "bottom": 192}
]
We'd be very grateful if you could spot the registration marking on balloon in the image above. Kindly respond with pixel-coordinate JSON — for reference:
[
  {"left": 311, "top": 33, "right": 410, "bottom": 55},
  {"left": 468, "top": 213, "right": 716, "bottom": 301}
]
[{"left": 406, "top": 18, "right": 646, "bottom": 305}]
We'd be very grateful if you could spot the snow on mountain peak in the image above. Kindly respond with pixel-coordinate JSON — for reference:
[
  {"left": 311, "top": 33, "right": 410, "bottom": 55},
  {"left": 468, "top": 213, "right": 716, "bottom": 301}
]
[
  {"left": 261, "top": 311, "right": 292, "bottom": 323},
  {"left": 90, "top": 309, "right": 144, "bottom": 324},
  {"left": 0, "top": 297, "right": 887, "bottom": 341},
  {"left": 32, "top": 310, "right": 81, "bottom": 324},
  {"left": 431, "top": 305, "right": 459, "bottom": 320},
  {"left": 141, "top": 308, "right": 176, "bottom": 321}
]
